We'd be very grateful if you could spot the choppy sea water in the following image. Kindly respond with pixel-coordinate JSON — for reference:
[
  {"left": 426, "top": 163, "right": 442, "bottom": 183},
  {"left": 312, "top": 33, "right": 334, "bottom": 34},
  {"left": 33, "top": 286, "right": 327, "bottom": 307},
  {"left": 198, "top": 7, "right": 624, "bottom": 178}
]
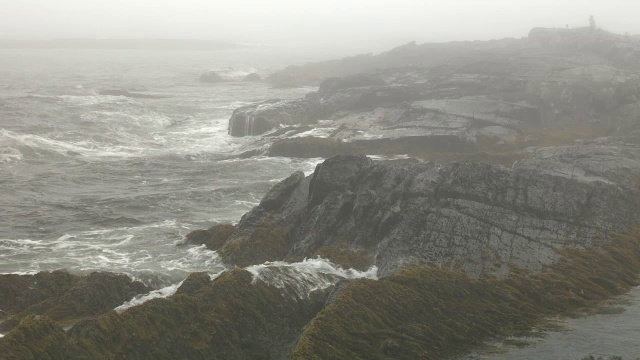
[{"left": 0, "top": 47, "right": 322, "bottom": 286}]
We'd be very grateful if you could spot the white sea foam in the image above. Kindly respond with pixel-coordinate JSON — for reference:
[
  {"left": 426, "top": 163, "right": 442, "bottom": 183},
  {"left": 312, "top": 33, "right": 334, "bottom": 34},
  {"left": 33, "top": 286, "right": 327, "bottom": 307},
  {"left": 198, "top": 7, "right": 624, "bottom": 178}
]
[
  {"left": 0, "top": 128, "right": 135, "bottom": 158},
  {"left": 113, "top": 258, "right": 376, "bottom": 312},
  {"left": 115, "top": 281, "right": 184, "bottom": 313},
  {"left": 114, "top": 270, "right": 224, "bottom": 312},
  {"left": 367, "top": 154, "right": 411, "bottom": 161},
  {"left": 246, "top": 257, "right": 378, "bottom": 299},
  {"left": 0, "top": 146, "right": 23, "bottom": 163},
  {"left": 289, "top": 127, "right": 336, "bottom": 139}
]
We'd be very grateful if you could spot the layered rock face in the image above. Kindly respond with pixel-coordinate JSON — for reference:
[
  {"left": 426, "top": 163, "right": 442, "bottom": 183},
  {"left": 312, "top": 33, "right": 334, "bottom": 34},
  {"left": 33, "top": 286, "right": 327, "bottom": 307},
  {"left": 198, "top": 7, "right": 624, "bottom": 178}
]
[{"left": 219, "top": 147, "right": 640, "bottom": 277}]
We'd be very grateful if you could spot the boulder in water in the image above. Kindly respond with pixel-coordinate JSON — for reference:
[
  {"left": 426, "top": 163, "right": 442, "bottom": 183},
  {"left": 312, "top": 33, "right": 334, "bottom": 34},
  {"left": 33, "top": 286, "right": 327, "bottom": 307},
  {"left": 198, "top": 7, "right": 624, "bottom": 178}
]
[
  {"left": 185, "top": 224, "right": 236, "bottom": 251},
  {"left": 199, "top": 71, "right": 224, "bottom": 83},
  {"left": 242, "top": 73, "right": 262, "bottom": 82}
]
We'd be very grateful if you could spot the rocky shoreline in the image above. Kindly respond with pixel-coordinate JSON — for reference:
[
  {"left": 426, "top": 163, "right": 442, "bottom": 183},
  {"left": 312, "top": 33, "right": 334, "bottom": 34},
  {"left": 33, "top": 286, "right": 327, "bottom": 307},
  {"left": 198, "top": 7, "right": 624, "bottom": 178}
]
[{"left": 2, "top": 26, "right": 640, "bottom": 359}]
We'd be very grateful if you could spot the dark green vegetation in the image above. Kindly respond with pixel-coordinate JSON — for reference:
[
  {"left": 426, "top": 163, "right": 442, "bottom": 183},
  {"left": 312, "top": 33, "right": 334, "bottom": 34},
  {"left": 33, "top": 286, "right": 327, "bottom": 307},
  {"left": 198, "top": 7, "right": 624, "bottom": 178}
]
[
  {"left": 0, "top": 270, "right": 330, "bottom": 359},
  {"left": 218, "top": 221, "right": 292, "bottom": 267},
  {"left": 291, "top": 232, "right": 640, "bottom": 359},
  {"left": 0, "top": 271, "right": 149, "bottom": 333}
]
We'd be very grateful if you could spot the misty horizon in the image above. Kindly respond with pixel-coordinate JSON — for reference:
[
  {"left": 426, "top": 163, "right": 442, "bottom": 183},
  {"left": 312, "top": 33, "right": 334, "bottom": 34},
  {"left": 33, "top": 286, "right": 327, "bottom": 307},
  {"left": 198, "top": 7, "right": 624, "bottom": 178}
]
[{"left": 2, "top": 0, "right": 639, "bottom": 55}]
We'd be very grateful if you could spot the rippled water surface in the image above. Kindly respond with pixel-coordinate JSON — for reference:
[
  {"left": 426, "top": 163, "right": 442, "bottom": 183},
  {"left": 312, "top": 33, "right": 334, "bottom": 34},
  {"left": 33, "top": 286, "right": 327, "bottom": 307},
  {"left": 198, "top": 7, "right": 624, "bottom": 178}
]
[{"left": 0, "top": 47, "right": 318, "bottom": 285}]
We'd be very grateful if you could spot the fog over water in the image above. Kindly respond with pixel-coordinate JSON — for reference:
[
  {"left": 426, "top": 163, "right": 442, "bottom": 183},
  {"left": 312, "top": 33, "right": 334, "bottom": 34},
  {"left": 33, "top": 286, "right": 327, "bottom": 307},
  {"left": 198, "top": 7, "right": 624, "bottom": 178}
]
[{"left": 1, "top": 0, "right": 639, "bottom": 55}]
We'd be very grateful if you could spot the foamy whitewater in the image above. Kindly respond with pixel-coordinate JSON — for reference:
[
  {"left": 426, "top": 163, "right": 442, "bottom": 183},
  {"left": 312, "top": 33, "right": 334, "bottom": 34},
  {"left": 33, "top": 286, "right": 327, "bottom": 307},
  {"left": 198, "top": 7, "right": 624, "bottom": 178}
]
[{"left": 0, "top": 47, "right": 319, "bottom": 287}]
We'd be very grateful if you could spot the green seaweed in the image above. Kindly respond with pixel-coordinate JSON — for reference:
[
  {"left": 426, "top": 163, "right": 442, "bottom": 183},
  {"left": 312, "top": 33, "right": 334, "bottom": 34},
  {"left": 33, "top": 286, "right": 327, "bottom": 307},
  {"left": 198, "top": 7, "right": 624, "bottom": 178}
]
[
  {"left": 185, "top": 224, "right": 236, "bottom": 251},
  {"left": 0, "top": 270, "right": 331, "bottom": 359},
  {"left": 291, "top": 231, "right": 640, "bottom": 359},
  {"left": 218, "top": 221, "right": 291, "bottom": 267}
]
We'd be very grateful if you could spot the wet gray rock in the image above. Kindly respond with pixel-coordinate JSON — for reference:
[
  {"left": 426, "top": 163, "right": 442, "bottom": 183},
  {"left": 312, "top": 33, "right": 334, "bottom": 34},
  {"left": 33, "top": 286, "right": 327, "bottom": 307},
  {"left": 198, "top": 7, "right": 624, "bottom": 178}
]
[
  {"left": 260, "top": 171, "right": 305, "bottom": 211},
  {"left": 227, "top": 145, "right": 640, "bottom": 277}
]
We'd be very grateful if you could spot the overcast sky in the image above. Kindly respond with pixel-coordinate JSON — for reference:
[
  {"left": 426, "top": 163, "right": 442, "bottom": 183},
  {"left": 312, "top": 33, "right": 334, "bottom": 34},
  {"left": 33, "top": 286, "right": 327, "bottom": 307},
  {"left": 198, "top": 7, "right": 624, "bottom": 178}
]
[{"left": 1, "top": 0, "right": 639, "bottom": 51}]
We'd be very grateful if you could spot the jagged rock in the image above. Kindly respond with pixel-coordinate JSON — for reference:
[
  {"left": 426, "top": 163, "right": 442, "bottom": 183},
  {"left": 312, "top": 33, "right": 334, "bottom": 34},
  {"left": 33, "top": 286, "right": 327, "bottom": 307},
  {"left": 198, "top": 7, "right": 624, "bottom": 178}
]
[
  {"left": 242, "top": 73, "right": 262, "bottom": 82},
  {"left": 259, "top": 171, "right": 305, "bottom": 211},
  {"left": 228, "top": 99, "right": 315, "bottom": 136},
  {"left": 219, "top": 146, "right": 640, "bottom": 277},
  {"left": 199, "top": 70, "right": 224, "bottom": 83}
]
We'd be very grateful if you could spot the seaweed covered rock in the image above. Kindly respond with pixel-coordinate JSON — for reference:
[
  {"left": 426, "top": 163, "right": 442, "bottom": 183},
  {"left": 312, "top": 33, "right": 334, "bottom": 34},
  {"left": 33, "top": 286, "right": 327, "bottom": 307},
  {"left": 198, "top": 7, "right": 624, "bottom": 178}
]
[
  {"left": 218, "top": 221, "right": 291, "bottom": 267},
  {"left": 1, "top": 269, "right": 334, "bottom": 359},
  {"left": 0, "top": 271, "right": 77, "bottom": 315},
  {"left": 0, "top": 271, "right": 149, "bottom": 333},
  {"left": 0, "top": 316, "right": 83, "bottom": 359},
  {"left": 291, "top": 232, "right": 640, "bottom": 359},
  {"left": 185, "top": 223, "right": 236, "bottom": 251}
]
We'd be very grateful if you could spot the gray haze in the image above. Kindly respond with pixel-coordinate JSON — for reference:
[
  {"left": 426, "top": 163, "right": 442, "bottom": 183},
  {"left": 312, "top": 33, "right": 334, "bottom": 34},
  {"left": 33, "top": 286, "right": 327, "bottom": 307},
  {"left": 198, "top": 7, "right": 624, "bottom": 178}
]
[{"left": 1, "top": 0, "right": 640, "bottom": 53}]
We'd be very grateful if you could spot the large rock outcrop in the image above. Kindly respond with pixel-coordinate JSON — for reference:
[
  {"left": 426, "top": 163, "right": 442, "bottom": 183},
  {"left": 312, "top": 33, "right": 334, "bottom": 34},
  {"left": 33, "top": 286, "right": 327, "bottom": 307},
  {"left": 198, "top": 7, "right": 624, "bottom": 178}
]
[{"left": 218, "top": 144, "right": 640, "bottom": 277}]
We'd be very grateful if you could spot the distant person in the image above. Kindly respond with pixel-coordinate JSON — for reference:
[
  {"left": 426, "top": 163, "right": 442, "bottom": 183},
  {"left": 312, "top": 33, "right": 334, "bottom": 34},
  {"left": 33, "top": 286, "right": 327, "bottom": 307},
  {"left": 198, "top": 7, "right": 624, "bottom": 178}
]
[{"left": 589, "top": 15, "right": 597, "bottom": 30}]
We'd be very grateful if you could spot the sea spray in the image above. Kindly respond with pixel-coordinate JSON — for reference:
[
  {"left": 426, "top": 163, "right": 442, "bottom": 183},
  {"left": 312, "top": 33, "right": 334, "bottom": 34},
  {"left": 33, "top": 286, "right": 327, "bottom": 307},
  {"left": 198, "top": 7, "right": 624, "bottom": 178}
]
[
  {"left": 246, "top": 257, "right": 378, "bottom": 299},
  {"left": 114, "top": 271, "right": 224, "bottom": 313},
  {"left": 114, "top": 257, "right": 377, "bottom": 311}
]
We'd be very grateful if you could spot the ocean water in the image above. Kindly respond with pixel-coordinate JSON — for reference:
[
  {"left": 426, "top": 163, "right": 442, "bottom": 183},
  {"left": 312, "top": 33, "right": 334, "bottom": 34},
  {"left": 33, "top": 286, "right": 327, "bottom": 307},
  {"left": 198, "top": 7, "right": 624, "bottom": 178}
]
[{"left": 0, "top": 47, "right": 322, "bottom": 286}]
